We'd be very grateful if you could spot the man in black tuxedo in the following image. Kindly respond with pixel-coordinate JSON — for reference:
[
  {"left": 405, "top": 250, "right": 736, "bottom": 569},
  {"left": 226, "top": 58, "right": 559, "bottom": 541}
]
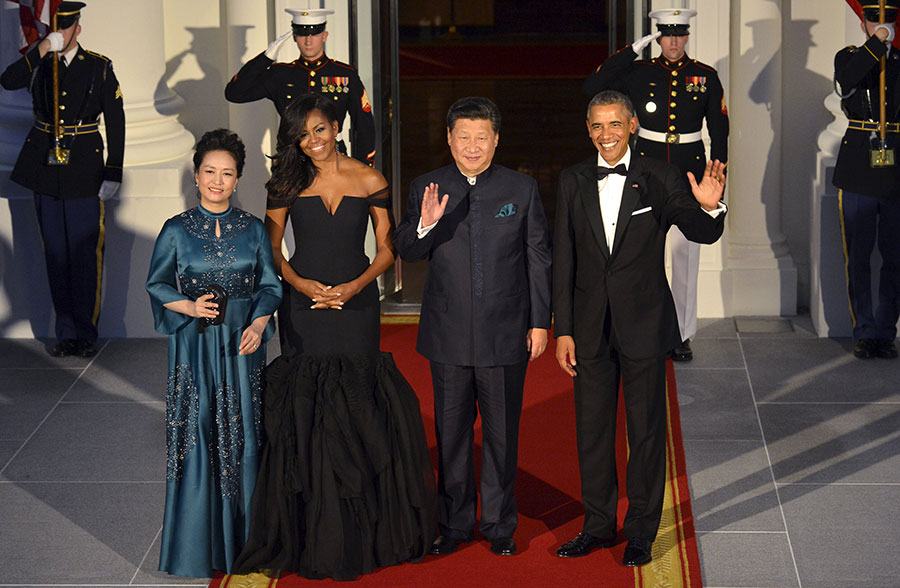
[
  {"left": 552, "top": 91, "right": 726, "bottom": 566},
  {"left": 395, "top": 96, "right": 552, "bottom": 557}
]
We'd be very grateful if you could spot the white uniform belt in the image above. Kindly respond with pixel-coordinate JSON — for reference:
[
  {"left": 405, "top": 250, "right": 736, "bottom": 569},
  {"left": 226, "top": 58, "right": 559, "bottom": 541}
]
[{"left": 638, "top": 128, "right": 703, "bottom": 144}]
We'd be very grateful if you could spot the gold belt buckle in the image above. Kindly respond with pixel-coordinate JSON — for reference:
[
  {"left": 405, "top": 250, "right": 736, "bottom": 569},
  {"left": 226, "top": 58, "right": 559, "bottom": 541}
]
[{"left": 666, "top": 132, "right": 680, "bottom": 144}]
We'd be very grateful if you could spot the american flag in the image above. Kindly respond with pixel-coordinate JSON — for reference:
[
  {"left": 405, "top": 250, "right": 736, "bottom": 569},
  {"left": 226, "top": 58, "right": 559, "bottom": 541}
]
[
  {"left": 6, "top": 0, "right": 63, "bottom": 53},
  {"left": 845, "top": 0, "right": 900, "bottom": 49}
]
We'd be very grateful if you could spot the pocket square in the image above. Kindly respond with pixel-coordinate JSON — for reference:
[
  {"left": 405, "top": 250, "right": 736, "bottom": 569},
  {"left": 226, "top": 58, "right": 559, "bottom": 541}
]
[
  {"left": 495, "top": 203, "right": 517, "bottom": 218},
  {"left": 632, "top": 206, "right": 652, "bottom": 216}
]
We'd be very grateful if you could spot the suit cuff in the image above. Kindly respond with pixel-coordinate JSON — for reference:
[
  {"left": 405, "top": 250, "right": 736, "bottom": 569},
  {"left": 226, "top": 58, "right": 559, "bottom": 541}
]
[
  {"left": 704, "top": 201, "right": 727, "bottom": 218},
  {"left": 417, "top": 218, "right": 438, "bottom": 239}
]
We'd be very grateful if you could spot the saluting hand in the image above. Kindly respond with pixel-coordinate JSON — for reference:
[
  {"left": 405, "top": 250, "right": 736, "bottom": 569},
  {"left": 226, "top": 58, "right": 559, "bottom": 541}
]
[
  {"left": 420, "top": 182, "right": 449, "bottom": 228},
  {"left": 687, "top": 159, "right": 727, "bottom": 212}
]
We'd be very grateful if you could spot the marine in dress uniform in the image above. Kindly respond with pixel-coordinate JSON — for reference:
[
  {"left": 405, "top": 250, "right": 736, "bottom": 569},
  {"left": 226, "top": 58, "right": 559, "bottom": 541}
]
[
  {"left": 832, "top": 2, "right": 900, "bottom": 359},
  {"left": 584, "top": 8, "right": 729, "bottom": 362},
  {"left": 0, "top": 1, "right": 125, "bottom": 357},
  {"left": 225, "top": 8, "right": 376, "bottom": 165}
]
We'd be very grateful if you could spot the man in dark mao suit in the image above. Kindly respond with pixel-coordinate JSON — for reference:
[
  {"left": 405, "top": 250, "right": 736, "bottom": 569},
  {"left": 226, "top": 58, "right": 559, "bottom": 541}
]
[
  {"left": 553, "top": 91, "right": 726, "bottom": 567},
  {"left": 394, "top": 97, "right": 552, "bottom": 557}
]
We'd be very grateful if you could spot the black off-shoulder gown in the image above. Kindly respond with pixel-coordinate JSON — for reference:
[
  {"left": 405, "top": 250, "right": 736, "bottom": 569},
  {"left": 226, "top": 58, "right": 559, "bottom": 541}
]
[{"left": 235, "top": 189, "right": 437, "bottom": 580}]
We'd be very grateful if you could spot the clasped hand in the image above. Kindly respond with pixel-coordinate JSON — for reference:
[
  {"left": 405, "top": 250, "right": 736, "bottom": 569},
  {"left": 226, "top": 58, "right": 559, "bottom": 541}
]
[{"left": 297, "top": 278, "right": 360, "bottom": 310}]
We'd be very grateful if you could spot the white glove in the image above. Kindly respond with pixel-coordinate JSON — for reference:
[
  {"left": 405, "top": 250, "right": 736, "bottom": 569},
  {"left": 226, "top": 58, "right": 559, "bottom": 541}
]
[
  {"left": 632, "top": 31, "right": 662, "bottom": 55},
  {"left": 98, "top": 180, "right": 121, "bottom": 201},
  {"left": 265, "top": 31, "right": 294, "bottom": 60},
  {"left": 45, "top": 32, "right": 64, "bottom": 52},
  {"left": 875, "top": 23, "right": 896, "bottom": 44}
]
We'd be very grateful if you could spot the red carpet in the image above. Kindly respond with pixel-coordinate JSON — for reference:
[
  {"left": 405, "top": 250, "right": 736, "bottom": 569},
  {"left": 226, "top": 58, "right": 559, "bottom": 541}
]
[{"left": 211, "top": 321, "right": 702, "bottom": 588}]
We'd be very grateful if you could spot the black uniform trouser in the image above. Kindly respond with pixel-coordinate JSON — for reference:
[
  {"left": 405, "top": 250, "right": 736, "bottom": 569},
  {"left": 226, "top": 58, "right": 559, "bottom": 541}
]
[
  {"left": 839, "top": 190, "right": 900, "bottom": 341},
  {"left": 34, "top": 193, "right": 105, "bottom": 342},
  {"left": 573, "top": 314, "right": 667, "bottom": 542},
  {"left": 429, "top": 360, "right": 527, "bottom": 540}
]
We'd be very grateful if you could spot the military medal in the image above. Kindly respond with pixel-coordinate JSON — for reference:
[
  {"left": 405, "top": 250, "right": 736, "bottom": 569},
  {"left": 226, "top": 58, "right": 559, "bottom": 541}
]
[{"left": 646, "top": 101, "right": 657, "bottom": 113}]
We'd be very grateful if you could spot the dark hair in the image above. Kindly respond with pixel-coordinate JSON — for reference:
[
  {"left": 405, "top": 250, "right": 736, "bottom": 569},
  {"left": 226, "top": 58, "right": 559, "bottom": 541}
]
[
  {"left": 266, "top": 94, "right": 340, "bottom": 203},
  {"left": 863, "top": 6, "right": 898, "bottom": 22},
  {"left": 446, "top": 96, "right": 501, "bottom": 133},
  {"left": 587, "top": 90, "right": 636, "bottom": 120},
  {"left": 193, "top": 128, "right": 246, "bottom": 177}
]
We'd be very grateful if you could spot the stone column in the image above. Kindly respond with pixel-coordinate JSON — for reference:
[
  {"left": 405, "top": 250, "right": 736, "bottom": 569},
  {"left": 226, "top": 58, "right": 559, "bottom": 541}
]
[{"left": 724, "top": 0, "right": 797, "bottom": 315}]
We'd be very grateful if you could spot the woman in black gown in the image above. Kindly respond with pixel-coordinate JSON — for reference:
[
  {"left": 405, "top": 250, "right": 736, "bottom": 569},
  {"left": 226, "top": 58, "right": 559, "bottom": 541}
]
[{"left": 235, "top": 94, "right": 436, "bottom": 580}]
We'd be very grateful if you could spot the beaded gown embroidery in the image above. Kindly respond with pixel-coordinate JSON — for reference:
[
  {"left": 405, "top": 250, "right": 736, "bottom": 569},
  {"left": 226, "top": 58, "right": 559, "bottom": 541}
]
[{"left": 146, "top": 205, "right": 282, "bottom": 577}]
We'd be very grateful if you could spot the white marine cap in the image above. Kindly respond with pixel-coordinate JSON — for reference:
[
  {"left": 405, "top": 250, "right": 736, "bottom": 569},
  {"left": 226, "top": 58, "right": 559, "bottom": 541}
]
[
  {"left": 285, "top": 7, "right": 334, "bottom": 35},
  {"left": 648, "top": 8, "right": 697, "bottom": 36}
]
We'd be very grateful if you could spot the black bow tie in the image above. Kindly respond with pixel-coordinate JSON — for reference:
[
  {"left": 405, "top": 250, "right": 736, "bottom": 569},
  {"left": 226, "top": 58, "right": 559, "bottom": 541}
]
[{"left": 596, "top": 164, "right": 627, "bottom": 180}]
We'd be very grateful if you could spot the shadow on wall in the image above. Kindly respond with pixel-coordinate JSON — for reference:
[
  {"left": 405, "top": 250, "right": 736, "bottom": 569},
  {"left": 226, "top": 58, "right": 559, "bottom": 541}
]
[{"left": 157, "top": 24, "right": 274, "bottom": 216}]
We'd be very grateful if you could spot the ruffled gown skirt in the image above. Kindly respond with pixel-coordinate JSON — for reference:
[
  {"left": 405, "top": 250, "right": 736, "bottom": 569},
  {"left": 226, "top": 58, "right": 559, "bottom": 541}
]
[{"left": 235, "top": 297, "right": 436, "bottom": 579}]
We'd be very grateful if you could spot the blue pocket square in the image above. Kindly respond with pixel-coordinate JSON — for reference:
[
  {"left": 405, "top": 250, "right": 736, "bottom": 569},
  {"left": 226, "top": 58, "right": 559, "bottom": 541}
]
[{"left": 495, "top": 203, "right": 517, "bottom": 218}]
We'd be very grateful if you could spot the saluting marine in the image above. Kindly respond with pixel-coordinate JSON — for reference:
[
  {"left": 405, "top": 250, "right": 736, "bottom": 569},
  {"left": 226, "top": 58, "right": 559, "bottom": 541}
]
[
  {"left": 225, "top": 8, "right": 376, "bottom": 165},
  {"left": 584, "top": 8, "right": 729, "bottom": 363},
  {"left": 0, "top": 1, "right": 125, "bottom": 357},
  {"left": 832, "top": 1, "right": 900, "bottom": 359}
]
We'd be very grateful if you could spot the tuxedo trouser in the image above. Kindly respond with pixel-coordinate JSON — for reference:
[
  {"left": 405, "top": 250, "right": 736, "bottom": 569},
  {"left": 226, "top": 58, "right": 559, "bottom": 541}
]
[
  {"left": 573, "top": 349, "right": 667, "bottom": 541},
  {"left": 839, "top": 190, "right": 900, "bottom": 341},
  {"left": 668, "top": 226, "right": 700, "bottom": 342},
  {"left": 34, "top": 193, "right": 105, "bottom": 342},
  {"left": 430, "top": 360, "right": 527, "bottom": 540}
]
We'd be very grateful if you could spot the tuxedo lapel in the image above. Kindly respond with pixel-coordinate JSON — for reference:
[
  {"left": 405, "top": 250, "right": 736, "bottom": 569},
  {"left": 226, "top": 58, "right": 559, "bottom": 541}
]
[
  {"left": 575, "top": 162, "right": 610, "bottom": 259},
  {"left": 610, "top": 157, "right": 644, "bottom": 256}
]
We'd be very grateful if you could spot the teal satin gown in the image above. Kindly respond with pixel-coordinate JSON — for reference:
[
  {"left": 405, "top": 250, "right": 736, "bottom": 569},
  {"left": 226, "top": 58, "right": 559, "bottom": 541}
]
[{"left": 146, "top": 205, "right": 282, "bottom": 577}]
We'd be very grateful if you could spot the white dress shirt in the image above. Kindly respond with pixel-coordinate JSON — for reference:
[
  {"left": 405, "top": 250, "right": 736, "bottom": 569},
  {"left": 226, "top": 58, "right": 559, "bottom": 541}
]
[
  {"left": 597, "top": 150, "right": 631, "bottom": 253},
  {"left": 597, "top": 149, "right": 726, "bottom": 253}
]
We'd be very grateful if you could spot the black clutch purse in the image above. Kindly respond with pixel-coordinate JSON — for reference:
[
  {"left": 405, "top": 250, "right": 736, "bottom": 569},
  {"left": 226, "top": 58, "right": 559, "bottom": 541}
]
[{"left": 198, "top": 283, "right": 228, "bottom": 333}]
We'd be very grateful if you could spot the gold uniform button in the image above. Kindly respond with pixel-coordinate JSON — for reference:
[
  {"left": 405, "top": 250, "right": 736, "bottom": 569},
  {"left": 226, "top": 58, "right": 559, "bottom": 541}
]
[
  {"left": 672, "top": 80, "right": 678, "bottom": 86},
  {"left": 286, "top": 95, "right": 292, "bottom": 99},
  {"left": 671, "top": 71, "right": 678, "bottom": 77},
  {"left": 310, "top": 81, "right": 316, "bottom": 86},
  {"left": 671, "top": 91, "right": 677, "bottom": 97},
  {"left": 310, "top": 71, "right": 316, "bottom": 76},
  {"left": 669, "top": 125, "right": 676, "bottom": 131},
  {"left": 669, "top": 113, "right": 676, "bottom": 119},
  {"left": 60, "top": 105, "right": 66, "bottom": 110},
  {"left": 670, "top": 102, "right": 676, "bottom": 107},
  {"left": 61, "top": 91, "right": 67, "bottom": 97}
]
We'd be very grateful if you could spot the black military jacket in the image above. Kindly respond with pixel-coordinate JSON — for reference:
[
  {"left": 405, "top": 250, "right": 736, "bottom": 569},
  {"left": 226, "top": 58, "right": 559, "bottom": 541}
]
[
  {"left": 0, "top": 44, "right": 125, "bottom": 199},
  {"left": 833, "top": 35, "right": 900, "bottom": 200},
  {"left": 584, "top": 46, "right": 729, "bottom": 180},
  {"left": 225, "top": 52, "right": 376, "bottom": 165}
]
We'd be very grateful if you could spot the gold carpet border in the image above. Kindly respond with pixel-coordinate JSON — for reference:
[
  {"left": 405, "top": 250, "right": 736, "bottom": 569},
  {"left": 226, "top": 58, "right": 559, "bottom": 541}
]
[
  {"left": 635, "top": 372, "right": 693, "bottom": 588},
  {"left": 219, "top": 572, "right": 277, "bottom": 588},
  {"left": 380, "top": 314, "right": 421, "bottom": 324}
]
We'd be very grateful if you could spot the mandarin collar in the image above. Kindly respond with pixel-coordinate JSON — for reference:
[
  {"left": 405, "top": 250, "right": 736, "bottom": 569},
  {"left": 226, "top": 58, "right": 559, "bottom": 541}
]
[{"left": 197, "top": 204, "right": 234, "bottom": 218}]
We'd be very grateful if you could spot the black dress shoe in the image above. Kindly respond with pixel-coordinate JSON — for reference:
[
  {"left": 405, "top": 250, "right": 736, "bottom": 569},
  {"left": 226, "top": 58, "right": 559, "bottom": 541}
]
[
  {"left": 75, "top": 339, "right": 98, "bottom": 357},
  {"left": 670, "top": 339, "right": 693, "bottom": 362},
  {"left": 876, "top": 339, "right": 898, "bottom": 359},
  {"left": 429, "top": 534, "right": 471, "bottom": 555},
  {"left": 49, "top": 339, "right": 77, "bottom": 357},
  {"left": 622, "top": 537, "right": 653, "bottom": 567},
  {"left": 555, "top": 532, "right": 616, "bottom": 558},
  {"left": 854, "top": 338, "right": 878, "bottom": 359},
  {"left": 489, "top": 537, "right": 516, "bottom": 556}
]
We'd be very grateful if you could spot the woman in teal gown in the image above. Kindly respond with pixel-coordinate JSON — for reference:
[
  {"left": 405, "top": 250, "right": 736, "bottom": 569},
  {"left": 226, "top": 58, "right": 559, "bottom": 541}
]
[{"left": 146, "top": 129, "right": 282, "bottom": 577}]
